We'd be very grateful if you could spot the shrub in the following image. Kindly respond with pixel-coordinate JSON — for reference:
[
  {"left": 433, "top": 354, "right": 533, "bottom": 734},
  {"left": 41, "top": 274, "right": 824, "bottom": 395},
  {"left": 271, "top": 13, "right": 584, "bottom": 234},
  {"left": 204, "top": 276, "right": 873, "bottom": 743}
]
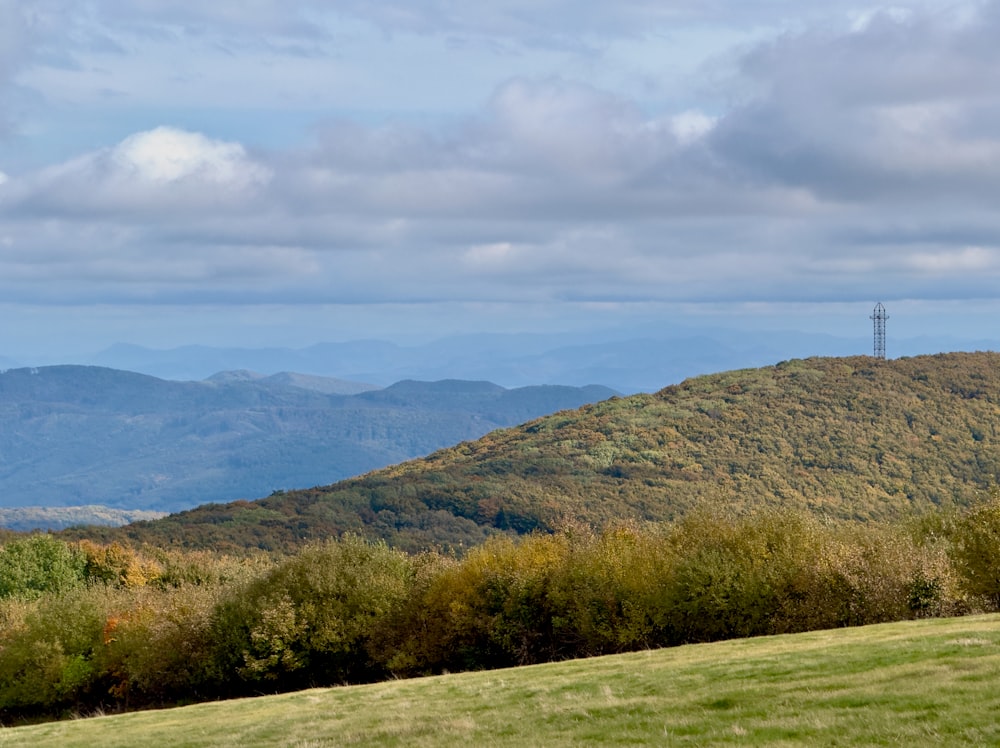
[
  {"left": 640, "top": 510, "right": 837, "bottom": 643},
  {"left": 547, "top": 523, "right": 675, "bottom": 655},
  {"left": 950, "top": 492, "right": 1000, "bottom": 608},
  {"left": 401, "top": 534, "right": 573, "bottom": 672},
  {"left": 0, "top": 535, "right": 86, "bottom": 600},
  {"left": 77, "top": 541, "right": 162, "bottom": 588},
  {"left": 0, "top": 586, "right": 118, "bottom": 721},
  {"left": 98, "top": 584, "right": 227, "bottom": 709},
  {"left": 210, "top": 536, "right": 414, "bottom": 693}
]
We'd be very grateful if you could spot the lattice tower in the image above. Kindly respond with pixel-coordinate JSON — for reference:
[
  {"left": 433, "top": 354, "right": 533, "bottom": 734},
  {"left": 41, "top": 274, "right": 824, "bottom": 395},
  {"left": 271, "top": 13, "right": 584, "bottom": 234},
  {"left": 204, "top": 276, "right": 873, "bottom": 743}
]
[{"left": 870, "top": 302, "right": 888, "bottom": 359}]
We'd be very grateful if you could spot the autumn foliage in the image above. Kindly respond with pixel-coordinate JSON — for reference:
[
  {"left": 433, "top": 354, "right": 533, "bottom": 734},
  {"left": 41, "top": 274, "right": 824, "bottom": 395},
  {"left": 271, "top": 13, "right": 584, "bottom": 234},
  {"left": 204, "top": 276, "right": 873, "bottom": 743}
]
[{"left": 2, "top": 496, "right": 999, "bottom": 724}]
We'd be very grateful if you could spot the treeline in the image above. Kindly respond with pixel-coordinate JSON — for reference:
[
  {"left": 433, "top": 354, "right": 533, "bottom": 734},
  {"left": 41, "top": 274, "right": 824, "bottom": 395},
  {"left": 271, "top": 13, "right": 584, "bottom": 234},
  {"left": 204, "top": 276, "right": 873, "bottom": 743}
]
[{"left": 3, "top": 500, "right": 1000, "bottom": 724}]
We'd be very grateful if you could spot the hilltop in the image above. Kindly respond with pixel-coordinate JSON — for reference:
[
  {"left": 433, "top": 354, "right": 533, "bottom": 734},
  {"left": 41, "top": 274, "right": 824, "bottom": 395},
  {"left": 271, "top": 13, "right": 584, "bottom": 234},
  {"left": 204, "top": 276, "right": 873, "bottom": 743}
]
[
  {"left": 67, "top": 352, "right": 1000, "bottom": 552},
  {"left": 0, "top": 366, "right": 615, "bottom": 518}
]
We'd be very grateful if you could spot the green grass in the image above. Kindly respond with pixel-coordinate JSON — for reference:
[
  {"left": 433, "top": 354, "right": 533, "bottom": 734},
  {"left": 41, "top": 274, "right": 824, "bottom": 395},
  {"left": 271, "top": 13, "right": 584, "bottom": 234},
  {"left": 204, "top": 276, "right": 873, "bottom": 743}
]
[{"left": 4, "top": 614, "right": 1000, "bottom": 746}]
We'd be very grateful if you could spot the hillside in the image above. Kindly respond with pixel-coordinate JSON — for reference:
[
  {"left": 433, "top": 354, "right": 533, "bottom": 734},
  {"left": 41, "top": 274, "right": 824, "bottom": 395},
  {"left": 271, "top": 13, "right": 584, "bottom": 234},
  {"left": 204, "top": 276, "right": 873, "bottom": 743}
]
[
  {"left": 71, "top": 352, "right": 1000, "bottom": 552},
  {"left": 0, "top": 366, "right": 615, "bottom": 517},
  {"left": 4, "top": 614, "right": 999, "bottom": 746}
]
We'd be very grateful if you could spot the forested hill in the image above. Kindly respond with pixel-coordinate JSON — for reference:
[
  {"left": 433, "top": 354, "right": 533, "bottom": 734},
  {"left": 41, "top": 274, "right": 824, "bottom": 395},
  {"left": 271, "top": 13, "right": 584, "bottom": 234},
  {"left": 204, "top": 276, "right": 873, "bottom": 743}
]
[{"left": 67, "top": 352, "right": 1000, "bottom": 553}]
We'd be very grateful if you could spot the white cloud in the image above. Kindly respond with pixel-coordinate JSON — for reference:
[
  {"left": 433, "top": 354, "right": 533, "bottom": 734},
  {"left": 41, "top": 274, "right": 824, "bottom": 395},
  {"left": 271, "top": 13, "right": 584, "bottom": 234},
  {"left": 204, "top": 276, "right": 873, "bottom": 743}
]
[
  {"left": 469, "top": 77, "right": 686, "bottom": 188},
  {"left": 670, "top": 110, "right": 718, "bottom": 145},
  {"left": 111, "top": 127, "right": 270, "bottom": 187},
  {"left": 906, "top": 246, "right": 999, "bottom": 273},
  {"left": 710, "top": 2, "right": 1000, "bottom": 204},
  {"left": 463, "top": 242, "right": 519, "bottom": 268},
  {"left": 8, "top": 127, "right": 272, "bottom": 217}
]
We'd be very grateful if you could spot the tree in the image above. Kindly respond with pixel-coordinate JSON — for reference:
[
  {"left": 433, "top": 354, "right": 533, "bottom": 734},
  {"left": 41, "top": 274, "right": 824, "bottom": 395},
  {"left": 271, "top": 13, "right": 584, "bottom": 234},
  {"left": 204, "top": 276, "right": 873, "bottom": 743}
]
[{"left": 951, "top": 491, "right": 1000, "bottom": 608}]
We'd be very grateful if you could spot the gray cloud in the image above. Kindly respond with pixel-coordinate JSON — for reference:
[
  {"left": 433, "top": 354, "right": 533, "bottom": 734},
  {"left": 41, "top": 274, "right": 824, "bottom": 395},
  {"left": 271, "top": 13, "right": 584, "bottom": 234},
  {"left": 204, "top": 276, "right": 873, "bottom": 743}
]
[
  {"left": 85, "top": 1, "right": 844, "bottom": 43},
  {"left": 713, "top": 5, "right": 1000, "bottom": 201},
  {"left": 2, "top": 0, "right": 1000, "bottom": 320},
  {"left": 0, "top": 1, "right": 68, "bottom": 133}
]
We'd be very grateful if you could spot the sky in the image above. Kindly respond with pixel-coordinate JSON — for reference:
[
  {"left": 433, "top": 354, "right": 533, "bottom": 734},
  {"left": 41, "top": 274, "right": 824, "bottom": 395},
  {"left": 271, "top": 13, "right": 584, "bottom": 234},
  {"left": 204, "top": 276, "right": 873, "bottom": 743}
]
[{"left": 1, "top": 0, "right": 999, "bottom": 359}]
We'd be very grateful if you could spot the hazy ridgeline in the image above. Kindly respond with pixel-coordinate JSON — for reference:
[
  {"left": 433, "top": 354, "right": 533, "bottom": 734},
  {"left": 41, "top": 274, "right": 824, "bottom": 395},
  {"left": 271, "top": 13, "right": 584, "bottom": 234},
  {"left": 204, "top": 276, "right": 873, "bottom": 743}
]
[{"left": 2, "top": 499, "right": 1000, "bottom": 724}]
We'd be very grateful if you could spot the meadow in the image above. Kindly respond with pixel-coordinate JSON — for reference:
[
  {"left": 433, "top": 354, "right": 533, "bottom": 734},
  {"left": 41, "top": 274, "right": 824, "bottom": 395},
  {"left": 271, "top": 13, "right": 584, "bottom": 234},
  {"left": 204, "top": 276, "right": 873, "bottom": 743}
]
[{"left": 3, "top": 614, "right": 998, "bottom": 747}]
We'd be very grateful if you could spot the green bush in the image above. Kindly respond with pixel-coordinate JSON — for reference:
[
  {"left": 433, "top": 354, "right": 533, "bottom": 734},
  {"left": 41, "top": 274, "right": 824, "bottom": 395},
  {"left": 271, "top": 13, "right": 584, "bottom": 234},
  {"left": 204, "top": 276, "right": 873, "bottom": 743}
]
[
  {"left": 0, "top": 548, "right": 264, "bottom": 721},
  {"left": 210, "top": 536, "right": 414, "bottom": 693},
  {"left": 100, "top": 584, "right": 225, "bottom": 708},
  {"left": 396, "top": 533, "right": 577, "bottom": 673},
  {"left": 950, "top": 492, "right": 1000, "bottom": 608},
  {"left": 0, "top": 535, "right": 86, "bottom": 600},
  {"left": 0, "top": 586, "right": 118, "bottom": 721},
  {"left": 653, "top": 510, "right": 813, "bottom": 643},
  {"left": 547, "top": 523, "right": 675, "bottom": 655}
]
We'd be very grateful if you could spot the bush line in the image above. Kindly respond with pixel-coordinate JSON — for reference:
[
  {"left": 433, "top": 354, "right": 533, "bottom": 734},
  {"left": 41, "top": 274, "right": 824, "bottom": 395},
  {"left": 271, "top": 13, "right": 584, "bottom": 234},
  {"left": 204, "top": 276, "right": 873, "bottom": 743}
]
[{"left": 2, "top": 497, "right": 1000, "bottom": 724}]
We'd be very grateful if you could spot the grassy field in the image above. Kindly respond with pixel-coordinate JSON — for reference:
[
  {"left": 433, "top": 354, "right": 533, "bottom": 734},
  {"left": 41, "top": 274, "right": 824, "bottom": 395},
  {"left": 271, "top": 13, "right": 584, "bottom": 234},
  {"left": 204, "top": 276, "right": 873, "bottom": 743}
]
[{"left": 3, "top": 614, "right": 999, "bottom": 747}]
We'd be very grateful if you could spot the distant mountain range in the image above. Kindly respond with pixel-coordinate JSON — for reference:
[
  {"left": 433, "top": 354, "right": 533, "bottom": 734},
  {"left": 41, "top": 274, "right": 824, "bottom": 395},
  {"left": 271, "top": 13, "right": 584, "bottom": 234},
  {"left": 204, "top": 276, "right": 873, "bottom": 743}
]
[
  {"left": 80, "top": 333, "right": 854, "bottom": 393},
  {"left": 72, "top": 329, "right": 999, "bottom": 394},
  {"left": 0, "top": 365, "right": 616, "bottom": 518}
]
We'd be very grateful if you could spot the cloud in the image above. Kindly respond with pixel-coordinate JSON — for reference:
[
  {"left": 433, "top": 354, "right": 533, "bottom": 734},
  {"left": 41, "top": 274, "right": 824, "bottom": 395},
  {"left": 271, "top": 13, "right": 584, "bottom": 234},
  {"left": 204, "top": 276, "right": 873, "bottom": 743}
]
[
  {"left": 94, "top": 1, "right": 807, "bottom": 42},
  {"left": 111, "top": 127, "right": 270, "bottom": 186},
  {"left": 480, "top": 78, "right": 680, "bottom": 177},
  {"left": 671, "top": 111, "right": 718, "bottom": 145},
  {"left": 8, "top": 127, "right": 271, "bottom": 216},
  {"left": 905, "top": 246, "right": 1000, "bottom": 274},
  {"left": 292, "top": 1, "right": 928, "bottom": 43},
  {"left": 3, "top": 0, "right": 1000, "bottom": 320},
  {"left": 87, "top": 1, "right": 330, "bottom": 42},
  {"left": 711, "top": 3, "right": 1000, "bottom": 201},
  {"left": 0, "top": 1, "right": 69, "bottom": 133},
  {"left": 0, "top": 127, "right": 295, "bottom": 303}
]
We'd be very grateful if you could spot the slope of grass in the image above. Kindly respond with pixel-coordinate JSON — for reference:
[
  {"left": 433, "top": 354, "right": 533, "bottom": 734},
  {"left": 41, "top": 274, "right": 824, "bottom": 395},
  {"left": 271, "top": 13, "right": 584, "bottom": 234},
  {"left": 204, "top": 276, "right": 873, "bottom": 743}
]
[
  {"left": 82, "top": 352, "right": 1000, "bottom": 553},
  {"left": 5, "top": 614, "right": 1000, "bottom": 747}
]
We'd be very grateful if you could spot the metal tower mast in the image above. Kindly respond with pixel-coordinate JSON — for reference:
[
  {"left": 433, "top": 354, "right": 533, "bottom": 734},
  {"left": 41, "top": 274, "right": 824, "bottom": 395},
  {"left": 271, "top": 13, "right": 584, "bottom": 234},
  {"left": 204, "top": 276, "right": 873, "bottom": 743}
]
[{"left": 870, "top": 302, "right": 888, "bottom": 359}]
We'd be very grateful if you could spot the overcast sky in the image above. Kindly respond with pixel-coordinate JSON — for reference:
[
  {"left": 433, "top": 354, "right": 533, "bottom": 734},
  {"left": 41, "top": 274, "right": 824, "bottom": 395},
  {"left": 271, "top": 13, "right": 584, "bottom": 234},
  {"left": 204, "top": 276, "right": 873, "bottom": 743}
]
[{"left": 0, "top": 0, "right": 998, "bottom": 358}]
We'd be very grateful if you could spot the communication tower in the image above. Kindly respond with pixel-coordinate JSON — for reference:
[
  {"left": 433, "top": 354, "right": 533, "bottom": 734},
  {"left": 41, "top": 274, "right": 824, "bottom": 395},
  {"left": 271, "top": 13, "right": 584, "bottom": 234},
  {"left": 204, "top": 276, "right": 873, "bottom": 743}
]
[{"left": 870, "top": 302, "right": 888, "bottom": 359}]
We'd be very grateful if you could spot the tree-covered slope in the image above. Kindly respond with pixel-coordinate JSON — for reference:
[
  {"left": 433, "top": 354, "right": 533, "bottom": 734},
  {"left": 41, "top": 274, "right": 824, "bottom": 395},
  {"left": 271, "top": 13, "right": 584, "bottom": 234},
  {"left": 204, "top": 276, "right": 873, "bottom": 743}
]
[{"left": 69, "top": 353, "right": 1000, "bottom": 552}]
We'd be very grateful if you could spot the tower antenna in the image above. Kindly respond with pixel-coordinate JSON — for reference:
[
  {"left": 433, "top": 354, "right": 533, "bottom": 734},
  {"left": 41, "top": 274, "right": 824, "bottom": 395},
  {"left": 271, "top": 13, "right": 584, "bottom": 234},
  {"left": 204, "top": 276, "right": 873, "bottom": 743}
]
[{"left": 870, "top": 302, "right": 888, "bottom": 359}]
